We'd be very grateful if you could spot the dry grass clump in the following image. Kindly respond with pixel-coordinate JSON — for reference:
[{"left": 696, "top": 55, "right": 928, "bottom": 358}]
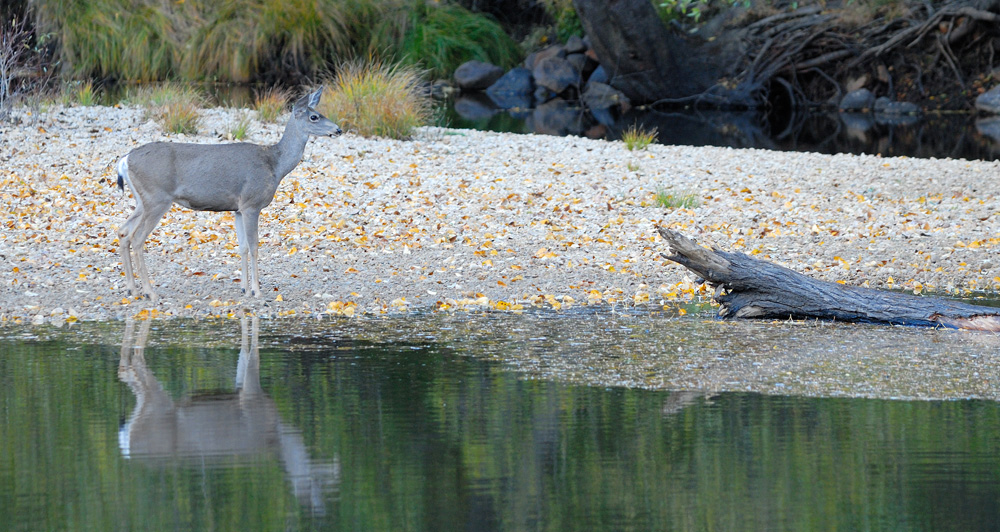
[
  {"left": 320, "top": 60, "right": 433, "bottom": 139},
  {"left": 129, "top": 84, "right": 204, "bottom": 135},
  {"left": 254, "top": 87, "right": 289, "bottom": 123}
]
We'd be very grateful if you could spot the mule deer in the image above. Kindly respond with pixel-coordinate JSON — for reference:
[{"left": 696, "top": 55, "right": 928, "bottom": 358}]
[
  {"left": 118, "top": 317, "right": 339, "bottom": 513},
  {"left": 116, "top": 88, "right": 342, "bottom": 301}
]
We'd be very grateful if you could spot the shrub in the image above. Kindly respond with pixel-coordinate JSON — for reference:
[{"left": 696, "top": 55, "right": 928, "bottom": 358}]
[
  {"left": 0, "top": 13, "right": 50, "bottom": 121},
  {"left": 320, "top": 59, "right": 433, "bottom": 139}
]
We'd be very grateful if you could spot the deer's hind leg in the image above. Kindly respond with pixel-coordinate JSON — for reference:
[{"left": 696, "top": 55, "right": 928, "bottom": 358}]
[
  {"left": 126, "top": 201, "right": 172, "bottom": 301},
  {"left": 117, "top": 206, "right": 146, "bottom": 297}
]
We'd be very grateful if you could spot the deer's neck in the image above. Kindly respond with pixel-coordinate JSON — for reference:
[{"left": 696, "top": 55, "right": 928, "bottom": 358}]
[{"left": 272, "top": 124, "right": 309, "bottom": 180}]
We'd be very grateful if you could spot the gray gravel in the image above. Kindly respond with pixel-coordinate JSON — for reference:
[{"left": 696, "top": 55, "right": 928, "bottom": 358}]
[{"left": 3, "top": 104, "right": 1000, "bottom": 324}]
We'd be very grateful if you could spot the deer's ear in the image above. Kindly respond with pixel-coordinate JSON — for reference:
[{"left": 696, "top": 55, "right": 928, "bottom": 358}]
[
  {"left": 292, "top": 92, "right": 311, "bottom": 112},
  {"left": 308, "top": 88, "right": 323, "bottom": 108}
]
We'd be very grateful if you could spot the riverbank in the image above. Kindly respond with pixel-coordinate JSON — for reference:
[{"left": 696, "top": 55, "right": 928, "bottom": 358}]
[{"left": 2, "top": 104, "right": 1000, "bottom": 324}]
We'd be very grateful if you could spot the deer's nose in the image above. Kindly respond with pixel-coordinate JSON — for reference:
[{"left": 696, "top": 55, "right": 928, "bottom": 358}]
[{"left": 332, "top": 126, "right": 343, "bottom": 137}]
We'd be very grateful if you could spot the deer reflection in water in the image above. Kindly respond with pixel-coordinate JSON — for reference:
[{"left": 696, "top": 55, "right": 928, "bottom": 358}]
[{"left": 117, "top": 316, "right": 338, "bottom": 513}]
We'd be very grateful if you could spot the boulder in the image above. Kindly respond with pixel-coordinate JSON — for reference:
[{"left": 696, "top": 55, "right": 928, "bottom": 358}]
[
  {"left": 565, "top": 34, "right": 587, "bottom": 54},
  {"left": 454, "top": 60, "right": 504, "bottom": 91},
  {"left": 533, "top": 56, "right": 579, "bottom": 94},
  {"left": 976, "top": 85, "right": 1000, "bottom": 114},
  {"left": 582, "top": 82, "right": 629, "bottom": 110},
  {"left": 486, "top": 67, "right": 534, "bottom": 109},
  {"left": 838, "top": 88, "right": 874, "bottom": 112},
  {"left": 524, "top": 45, "right": 566, "bottom": 71},
  {"left": 566, "top": 53, "right": 588, "bottom": 74},
  {"left": 587, "top": 65, "right": 609, "bottom": 86}
]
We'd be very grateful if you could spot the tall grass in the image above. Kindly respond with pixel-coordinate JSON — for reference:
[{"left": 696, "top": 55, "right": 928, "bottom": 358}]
[
  {"left": 62, "top": 81, "right": 99, "bottom": 106},
  {"left": 370, "top": 1, "right": 522, "bottom": 79},
  {"left": 29, "top": 0, "right": 521, "bottom": 83},
  {"left": 320, "top": 60, "right": 433, "bottom": 139}
]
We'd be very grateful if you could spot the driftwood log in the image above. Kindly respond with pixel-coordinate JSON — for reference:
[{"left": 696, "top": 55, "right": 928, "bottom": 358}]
[{"left": 658, "top": 228, "right": 1000, "bottom": 331}]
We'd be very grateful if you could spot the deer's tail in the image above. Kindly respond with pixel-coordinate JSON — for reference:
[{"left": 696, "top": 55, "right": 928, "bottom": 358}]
[{"left": 116, "top": 154, "right": 130, "bottom": 192}]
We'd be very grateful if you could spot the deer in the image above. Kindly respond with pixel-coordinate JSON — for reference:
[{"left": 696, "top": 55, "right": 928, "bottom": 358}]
[{"left": 115, "top": 88, "right": 342, "bottom": 301}]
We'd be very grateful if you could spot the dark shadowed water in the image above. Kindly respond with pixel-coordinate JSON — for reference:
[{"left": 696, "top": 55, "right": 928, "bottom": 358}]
[
  {"left": 2, "top": 313, "right": 1000, "bottom": 531},
  {"left": 443, "top": 94, "right": 1000, "bottom": 162}
]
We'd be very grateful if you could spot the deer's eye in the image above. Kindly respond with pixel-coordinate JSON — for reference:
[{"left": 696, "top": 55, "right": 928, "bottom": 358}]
[{"left": 309, "top": 113, "right": 320, "bottom": 122}]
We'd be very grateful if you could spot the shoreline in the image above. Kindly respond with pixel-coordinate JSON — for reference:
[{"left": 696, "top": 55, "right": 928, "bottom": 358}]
[{"left": 2, "top": 104, "right": 1000, "bottom": 324}]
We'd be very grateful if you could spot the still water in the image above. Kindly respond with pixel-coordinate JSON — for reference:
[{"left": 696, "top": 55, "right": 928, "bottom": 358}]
[{"left": 2, "top": 313, "right": 999, "bottom": 531}]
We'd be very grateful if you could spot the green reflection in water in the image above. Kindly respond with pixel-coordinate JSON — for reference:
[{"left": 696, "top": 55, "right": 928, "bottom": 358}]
[{"left": 0, "top": 316, "right": 998, "bottom": 532}]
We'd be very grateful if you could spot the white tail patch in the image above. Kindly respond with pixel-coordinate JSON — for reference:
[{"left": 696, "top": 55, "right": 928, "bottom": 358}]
[{"left": 116, "top": 154, "right": 131, "bottom": 190}]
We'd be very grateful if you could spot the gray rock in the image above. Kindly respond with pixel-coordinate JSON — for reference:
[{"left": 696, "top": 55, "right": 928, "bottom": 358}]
[
  {"left": 486, "top": 68, "right": 534, "bottom": 109},
  {"left": 533, "top": 56, "right": 579, "bottom": 94},
  {"left": 587, "top": 65, "right": 609, "bottom": 86},
  {"left": 454, "top": 61, "right": 504, "bottom": 91},
  {"left": 839, "top": 88, "right": 874, "bottom": 112},
  {"left": 582, "top": 82, "right": 629, "bottom": 110},
  {"left": 487, "top": 67, "right": 534, "bottom": 95},
  {"left": 565, "top": 34, "right": 586, "bottom": 54},
  {"left": 566, "top": 53, "right": 588, "bottom": 74},
  {"left": 524, "top": 45, "right": 566, "bottom": 71},
  {"left": 976, "top": 84, "right": 1000, "bottom": 114}
]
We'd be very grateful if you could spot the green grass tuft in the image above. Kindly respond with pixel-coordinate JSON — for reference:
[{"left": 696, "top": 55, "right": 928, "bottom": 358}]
[
  {"left": 654, "top": 188, "right": 700, "bottom": 209},
  {"left": 61, "top": 81, "right": 100, "bottom": 106},
  {"left": 622, "top": 124, "right": 658, "bottom": 151},
  {"left": 321, "top": 59, "right": 433, "bottom": 139}
]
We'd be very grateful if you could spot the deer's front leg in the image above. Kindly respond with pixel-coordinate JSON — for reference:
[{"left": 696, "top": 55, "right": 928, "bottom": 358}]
[{"left": 242, "top": 210, "right": 262, "bottom": 298}]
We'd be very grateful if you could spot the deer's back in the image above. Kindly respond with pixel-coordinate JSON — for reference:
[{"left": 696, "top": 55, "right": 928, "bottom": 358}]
[{"left": 129, "top": 141, "right": 280, "bottom": 212}]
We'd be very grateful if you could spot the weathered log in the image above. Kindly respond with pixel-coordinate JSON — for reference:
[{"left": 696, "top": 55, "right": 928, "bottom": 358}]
[{"left": 657, "top": 227, "right": 1000, "bottom": 331}]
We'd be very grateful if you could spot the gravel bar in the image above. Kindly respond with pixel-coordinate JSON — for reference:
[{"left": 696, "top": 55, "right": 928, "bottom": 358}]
[{"left": 3, "top": 104, "right": 1000, "bottom": 324}]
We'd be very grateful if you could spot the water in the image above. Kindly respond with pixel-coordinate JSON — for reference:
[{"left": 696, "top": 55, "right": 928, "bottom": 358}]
[
  {"left": 443, "top": 94, "right": 1000, "bottom": 162},
  {"left": 2, "top": 314, "right": 1000, "bottom": 531}
]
